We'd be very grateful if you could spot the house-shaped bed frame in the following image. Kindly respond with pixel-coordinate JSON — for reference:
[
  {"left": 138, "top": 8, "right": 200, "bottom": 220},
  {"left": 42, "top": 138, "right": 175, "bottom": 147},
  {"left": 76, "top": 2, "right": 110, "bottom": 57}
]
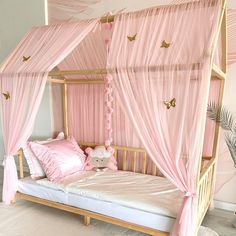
[{"left": 1, "top": 0, "right": 227, "bottom": 235}]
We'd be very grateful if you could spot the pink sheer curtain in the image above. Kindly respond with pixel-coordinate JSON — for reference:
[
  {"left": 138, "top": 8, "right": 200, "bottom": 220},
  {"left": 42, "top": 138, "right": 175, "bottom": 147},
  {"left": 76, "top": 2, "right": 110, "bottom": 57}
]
[
  {"left": 0, "top": 19, "right": 99, "bottom": 204},
  {"left": 107, "top": 1, "right": 221, "bottom": 235},
  {"left": 0, "top": 73, "right": 47, "bottom": 203},
  {"left": 57, "top": 24, "right": 143, "bottom": 147}
]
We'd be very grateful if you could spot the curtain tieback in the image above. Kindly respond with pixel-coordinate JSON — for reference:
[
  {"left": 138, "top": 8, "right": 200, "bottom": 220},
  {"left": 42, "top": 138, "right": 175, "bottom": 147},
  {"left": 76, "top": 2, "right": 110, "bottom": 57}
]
[
  {"left": 185, "top": 191, "right": 198, "bottom": 198},
  {"left": 2, "top": 155, "right": 14, "bottom": 166}
]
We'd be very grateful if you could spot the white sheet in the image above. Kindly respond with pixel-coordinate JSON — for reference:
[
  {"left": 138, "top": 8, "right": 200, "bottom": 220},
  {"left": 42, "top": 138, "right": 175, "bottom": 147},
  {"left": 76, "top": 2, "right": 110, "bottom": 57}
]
[
  {"left": 37, "top": 170, "right": 183, "bottom": 218},
  {"left": 18, "top": 171, "right": 184, "bottom": 232}
]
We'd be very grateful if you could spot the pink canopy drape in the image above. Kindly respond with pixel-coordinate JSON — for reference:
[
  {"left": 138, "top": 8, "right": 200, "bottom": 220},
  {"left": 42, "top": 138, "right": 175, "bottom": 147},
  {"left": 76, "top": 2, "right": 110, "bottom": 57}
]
[
  {"left": 57, "top": 23, "right": 143, "bottom": 147},
  {"left": 107, "top": 1, "right": 221, "bottom": 235},
  {"left": 0, "top": 19, "right": 99, "bottom": 204}
]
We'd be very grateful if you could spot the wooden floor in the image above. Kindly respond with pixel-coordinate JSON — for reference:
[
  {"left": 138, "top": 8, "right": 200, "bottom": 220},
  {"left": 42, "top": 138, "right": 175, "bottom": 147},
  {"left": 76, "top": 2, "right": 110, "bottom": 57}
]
[{"left": 0, "top": 166, "right": 236, "bottom": 236}]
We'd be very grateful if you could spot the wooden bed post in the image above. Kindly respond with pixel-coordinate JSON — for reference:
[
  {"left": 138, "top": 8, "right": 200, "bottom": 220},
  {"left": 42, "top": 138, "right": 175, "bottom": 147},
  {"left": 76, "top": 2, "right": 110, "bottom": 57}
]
[
  {"left": 18, "top": 148, "right": 24, "bottom": 179},
  {"left": 63, "top": 82, "right": 69, "bottom": 138},
  {"left": 195, "top": 0, "right": 227, "bottom": 232},
  {"left": 83, "top": 216, "right": 91, "bottom": 226},
  {"left": 209, "top": 1, "right": 227, "bottom": 205},
  {"left": 211, "top": 1, "right": 227, "bottom": 162}
]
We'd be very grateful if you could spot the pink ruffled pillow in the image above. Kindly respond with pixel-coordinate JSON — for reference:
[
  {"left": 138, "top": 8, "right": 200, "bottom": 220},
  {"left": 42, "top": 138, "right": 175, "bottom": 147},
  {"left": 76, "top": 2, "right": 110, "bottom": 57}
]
[
  {"left": 29, "top": 136, "right": 86, "bottom": 182},
  {"left": 23, "top": 132, "right": 65, "bottom": 180}
]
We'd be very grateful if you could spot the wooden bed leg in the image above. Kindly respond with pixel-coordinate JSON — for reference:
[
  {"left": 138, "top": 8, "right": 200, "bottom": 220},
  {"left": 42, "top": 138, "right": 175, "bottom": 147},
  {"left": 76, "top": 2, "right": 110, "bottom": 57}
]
[
  {"left": 83, "top": 216, "right": 91, "bottom": 226},
  {"left": 11, "top": 196, "right": 16, "bottom": 204}
]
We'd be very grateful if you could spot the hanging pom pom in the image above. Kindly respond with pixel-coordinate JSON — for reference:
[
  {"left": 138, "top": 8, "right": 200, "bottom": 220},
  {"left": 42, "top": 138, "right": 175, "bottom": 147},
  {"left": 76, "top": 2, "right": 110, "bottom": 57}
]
[
  {"left": 105, "top": 140, "right": 111, "bottom": 147},
  {"left": 104, "top": 73, "right": 113, "bottom": 147},
  {"left": 107, "top": 146, "right": 114, "bottom": 154},
  {"left": 107, "top": 75, "right": 113, "bottom": 82}
]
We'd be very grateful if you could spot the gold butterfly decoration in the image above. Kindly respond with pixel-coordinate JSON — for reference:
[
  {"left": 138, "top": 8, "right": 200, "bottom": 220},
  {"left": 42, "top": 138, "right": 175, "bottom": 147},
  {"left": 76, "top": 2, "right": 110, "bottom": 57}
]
[
  {"left": 163, "top": 98, "right": 176, "bottom": 109},
  {"left": 127, "top": 34, "right": 137, "bottom": 41},
  {"left": 161, "top": 40, "right": 171, "bottom": 48},
  {"left": 2, "top": 91, "right": 10, "bottom": 100},
  {"left": 22, "top": 56, "right": 31, "bottom": 62}
]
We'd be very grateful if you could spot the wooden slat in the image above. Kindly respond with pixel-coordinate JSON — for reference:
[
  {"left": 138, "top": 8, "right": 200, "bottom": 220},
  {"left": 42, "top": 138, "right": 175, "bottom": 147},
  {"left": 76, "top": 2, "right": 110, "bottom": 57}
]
[
  {"left": 123, "top": 151, "right": 127, "bottom": 171},
  {"left": 132, "top": 152, "right": 137, "bottom": 172},
  {"left": 48, "top": 78, "right": 105, "bottom": 84},
  {"left": 113, "top": 145, "right": 146, "bottom": 153},
  {"left": 48, "top": 65, "right": 226, "bottom": 81},
  {"left": 142, "top": 152, "right": 147, "bottom": 174},
  {"left": 114, "top": 149, "right": 118, "bottom": 162},
  {"left": 48, "top": 78, "right": 65, "bottom": 84},
  {"left": 63, "top": 83, "right": 69, "bottom": 138},
  {"left": 78, "top": 142, "right": 146, "bottom": 153},
  {"left": 49, "top": 64, "right": 202, "bottom": 77},
  {"left": 49, "top": 68, "right": 107, "bottom": 77},
  {"left": 65, "top": 79, "right": 104, "bottom": 84},
  {"left": 152, "top": 164, "right": 157, "bottom": 176},
  {"left": 18, "top": 149, "right": 24, "bottom": 179},
  {"left": 202, "top": 156, "right": 212, "bottom": 161},
  {"left": 211, "top": 64, "right": 226, "bottom": 80},
  {"left": 200, "top": 159, "right": 216, "bottom": 183}
]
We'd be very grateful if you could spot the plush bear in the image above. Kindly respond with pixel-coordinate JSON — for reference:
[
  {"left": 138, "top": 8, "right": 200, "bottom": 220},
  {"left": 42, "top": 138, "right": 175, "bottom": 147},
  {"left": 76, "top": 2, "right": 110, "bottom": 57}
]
[{"left": 85, "top": 146, "right": 117, "bottom": 171}]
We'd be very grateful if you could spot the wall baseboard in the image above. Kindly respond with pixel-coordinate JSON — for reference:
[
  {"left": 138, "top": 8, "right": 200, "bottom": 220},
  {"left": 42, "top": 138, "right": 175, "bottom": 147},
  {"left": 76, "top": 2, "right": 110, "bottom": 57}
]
[{"left": 214, "top": 199, "right": 236, "bottom": 212}]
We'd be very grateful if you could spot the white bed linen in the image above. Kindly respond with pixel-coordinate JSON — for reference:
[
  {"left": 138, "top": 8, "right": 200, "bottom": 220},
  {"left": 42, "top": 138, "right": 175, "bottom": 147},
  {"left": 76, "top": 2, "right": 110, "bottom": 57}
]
[
  {"left": 18, "top": 171, "right": 184, "bottom": 232},
  {"left": 37, "top": 170, "right": 183, "bottom": 218}
]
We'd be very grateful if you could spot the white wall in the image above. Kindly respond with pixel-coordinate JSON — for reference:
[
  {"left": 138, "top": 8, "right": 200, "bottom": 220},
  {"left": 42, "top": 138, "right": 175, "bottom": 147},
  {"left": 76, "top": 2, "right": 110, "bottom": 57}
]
[
  {"left": 0, "top": 0, "right": 51, "bottom": 161},
  {"left": 214, "top": 63, "right": 236, "bottom": 206}
]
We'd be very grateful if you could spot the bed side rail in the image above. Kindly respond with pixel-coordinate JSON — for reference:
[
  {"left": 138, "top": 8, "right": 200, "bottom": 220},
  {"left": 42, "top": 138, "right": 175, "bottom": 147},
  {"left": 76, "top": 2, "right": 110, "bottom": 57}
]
[{"left": 196, "top": 158, "right": 216, "bottom": 228}]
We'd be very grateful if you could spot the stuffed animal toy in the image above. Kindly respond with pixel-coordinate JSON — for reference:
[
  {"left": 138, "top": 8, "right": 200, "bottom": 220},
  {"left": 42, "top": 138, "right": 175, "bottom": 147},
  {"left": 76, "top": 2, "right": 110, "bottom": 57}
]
[{"left": 85, "top": 146, "right": 118, "bottom": 171}]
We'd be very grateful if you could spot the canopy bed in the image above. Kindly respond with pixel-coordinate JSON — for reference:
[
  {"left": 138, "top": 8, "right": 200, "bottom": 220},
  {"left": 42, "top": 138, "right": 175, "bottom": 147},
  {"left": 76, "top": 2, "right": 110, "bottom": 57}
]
[{"left": 0, "top": 0, "right": 227, "bottom": 235}]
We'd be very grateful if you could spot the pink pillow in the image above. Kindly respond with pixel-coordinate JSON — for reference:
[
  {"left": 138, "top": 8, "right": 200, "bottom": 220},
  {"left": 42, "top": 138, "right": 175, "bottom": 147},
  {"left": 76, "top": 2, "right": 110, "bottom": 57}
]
[
  {"left": 29, "top": 136, "right": 86, "bottom": 182},
  {"left": 23, "top": 132, "right": 65, "bottom": 180}
]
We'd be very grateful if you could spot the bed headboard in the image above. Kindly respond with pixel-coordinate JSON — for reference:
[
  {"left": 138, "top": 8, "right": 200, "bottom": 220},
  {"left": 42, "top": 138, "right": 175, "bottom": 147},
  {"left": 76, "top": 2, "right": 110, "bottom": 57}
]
[
  {"left": 17, "top": 143, "right": 209, "bottom": 179},
  {"left": 16, "top": 142, "right": 160, "bottom": 179},
  {"left": 79, "top": 142, "right": 159, "bottom": 176}
]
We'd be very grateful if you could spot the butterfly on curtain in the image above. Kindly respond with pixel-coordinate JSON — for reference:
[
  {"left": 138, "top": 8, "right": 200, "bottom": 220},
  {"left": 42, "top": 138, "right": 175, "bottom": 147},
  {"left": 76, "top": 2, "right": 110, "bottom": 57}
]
[
  {"left": 22, "top": 56, "right": 31, "bottom": 62},
  {"left": 163, "top": 98, "right": 176, "bottom": 109},
  {"left": 127, "top": 34, "right": 137, "bottom": 41},
  {"left": 2, "top": 91, "right": 10, "bottom": 100},
  {"left": 161, "top": 40, "right": 171, "bottom": 48}
]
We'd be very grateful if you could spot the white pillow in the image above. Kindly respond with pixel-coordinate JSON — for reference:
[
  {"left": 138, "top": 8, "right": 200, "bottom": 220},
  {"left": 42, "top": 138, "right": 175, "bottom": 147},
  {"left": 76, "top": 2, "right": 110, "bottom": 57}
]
[{"left": 22, "top": 132, "right": 64, "bottom": 180}]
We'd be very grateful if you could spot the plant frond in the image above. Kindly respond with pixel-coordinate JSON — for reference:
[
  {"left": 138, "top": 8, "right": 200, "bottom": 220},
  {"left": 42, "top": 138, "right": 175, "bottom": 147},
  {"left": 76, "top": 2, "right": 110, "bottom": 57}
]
[
  {"left": 220, "top": 107, "right": 234, "bottom": 131},
  {"left": 225, "top": 133, "right": 236, "bottom": 167},
  {"left": 207, "top": 102, "right": 221, "bottom": 123},
  {"left": 207, "top": 102, "right": 235, "bottom": 133}
]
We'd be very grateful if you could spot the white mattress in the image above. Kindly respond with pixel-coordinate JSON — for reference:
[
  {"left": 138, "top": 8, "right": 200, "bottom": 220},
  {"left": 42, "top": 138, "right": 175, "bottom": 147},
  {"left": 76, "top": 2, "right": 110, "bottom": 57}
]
[{"left": 18, "top": 171, "right": 184, "bottom": 232}]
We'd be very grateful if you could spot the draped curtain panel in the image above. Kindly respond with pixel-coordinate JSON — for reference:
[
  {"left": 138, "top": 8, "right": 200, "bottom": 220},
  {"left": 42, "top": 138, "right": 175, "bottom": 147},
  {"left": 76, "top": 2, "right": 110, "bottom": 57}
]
[
  {"left": 0, "top": 73, "right": 47, "bottom": 204},
  {"left": 0, "top": 19, "right": 99, "bottom": 204},
  {"left": 107, "top": 1, "right": 221, "bottom": 235},
  {"left": 58, "top": 24, "right": 143, "bottom": 147},
  {"left": 48, "top": 0, "right": 236, "bottom": 66}
]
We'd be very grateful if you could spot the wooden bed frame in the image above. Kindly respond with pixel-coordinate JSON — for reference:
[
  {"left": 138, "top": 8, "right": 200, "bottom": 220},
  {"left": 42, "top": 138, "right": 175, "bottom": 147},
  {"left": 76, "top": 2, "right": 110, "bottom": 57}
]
[
  {"left": 14, "top": 1, "right": 227, "bottom": 235},
  {"left": 16, "top": 143, "right": 217, "bottom": 236}
]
